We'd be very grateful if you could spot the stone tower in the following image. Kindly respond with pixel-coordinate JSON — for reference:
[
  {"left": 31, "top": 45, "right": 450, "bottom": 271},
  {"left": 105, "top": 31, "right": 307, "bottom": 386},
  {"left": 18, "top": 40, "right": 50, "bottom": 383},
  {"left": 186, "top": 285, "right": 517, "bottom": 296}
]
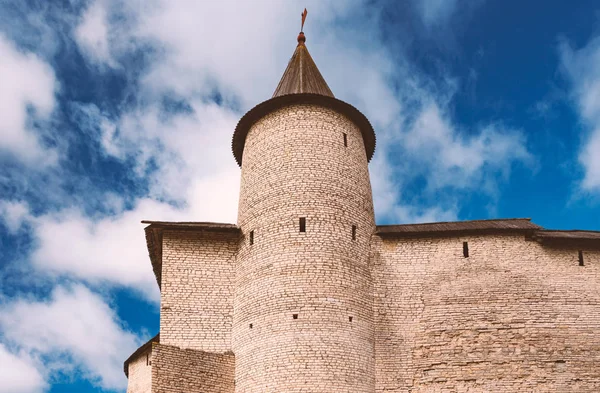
[{"left": 231, "top": 31, "right": 377, "bottom": 392}]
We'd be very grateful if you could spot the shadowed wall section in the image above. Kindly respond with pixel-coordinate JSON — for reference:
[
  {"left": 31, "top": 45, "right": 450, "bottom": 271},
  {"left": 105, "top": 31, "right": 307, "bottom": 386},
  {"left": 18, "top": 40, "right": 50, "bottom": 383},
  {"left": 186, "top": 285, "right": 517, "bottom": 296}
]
[
  {"left": 152, "top": 344, "right": 234, "bottom": 393},
  {"left": 372, "top": 234, "right": 600, "bottom": 392}
]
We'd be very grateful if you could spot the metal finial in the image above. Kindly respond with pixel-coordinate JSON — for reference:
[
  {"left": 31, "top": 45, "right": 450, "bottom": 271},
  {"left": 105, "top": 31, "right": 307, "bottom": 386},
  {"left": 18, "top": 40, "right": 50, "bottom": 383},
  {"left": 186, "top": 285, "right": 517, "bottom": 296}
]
[{"left": 301, "top": 8, "right": 307, "bottom": 32}]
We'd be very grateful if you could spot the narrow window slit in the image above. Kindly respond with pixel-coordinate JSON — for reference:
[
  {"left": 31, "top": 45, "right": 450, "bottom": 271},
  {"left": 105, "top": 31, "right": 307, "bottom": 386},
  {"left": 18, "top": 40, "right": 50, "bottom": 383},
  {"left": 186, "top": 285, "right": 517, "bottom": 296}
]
[
  {"left": 299, "top": 217, "right": 306, "bottom": 232},
  {"left": 352, "top": 225, "right": 357, "bottom": 240},
  {"left": 463, "top": 242, "right": 469, "bottom": 258},
  {"left": 293, "top": 313, "right": 298, "bottom": 320},
  {"left": 579, "top": 250, "right": 584, "bottom": 266},
  {"left": 343, "top": 133, "right": 348, "bottom": 147},
  {"left": 249, "top": 323, "right": 253, "bottom": 329},
  {"left": 146, "top": 354, "right": 149, "bottom": 366},
  {"left": 249, "top": 230, "right": 254, "bottom": 245},
  {"left": 349, "top": 316, "right": 353, "bottom": 322}
]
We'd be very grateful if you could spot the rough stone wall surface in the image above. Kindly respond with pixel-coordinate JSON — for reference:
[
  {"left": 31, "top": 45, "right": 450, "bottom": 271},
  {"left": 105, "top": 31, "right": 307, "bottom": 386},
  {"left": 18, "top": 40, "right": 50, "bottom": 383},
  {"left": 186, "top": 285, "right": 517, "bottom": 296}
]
[
  {"left": 151, "top": 343, "right": 234, "bottom": 393},
  {"left": 372, "top": 234, "right": 600, "bottom": 392},
  {"left": 233, "top": 104, "right": 376, "bottom": 392},
  {"left": 126, "top": 348, "right": 152, "bottom": 393},
  {"left": 160, "top": 230, "right": 237, "bottom": 351}
]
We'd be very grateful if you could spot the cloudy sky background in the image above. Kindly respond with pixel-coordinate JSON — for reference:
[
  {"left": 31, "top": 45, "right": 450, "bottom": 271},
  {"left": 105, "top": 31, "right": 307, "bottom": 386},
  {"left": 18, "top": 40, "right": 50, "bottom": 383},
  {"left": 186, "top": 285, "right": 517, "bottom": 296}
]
[{"left": 0, "top": 0, "right": 599, "bottom": 392}]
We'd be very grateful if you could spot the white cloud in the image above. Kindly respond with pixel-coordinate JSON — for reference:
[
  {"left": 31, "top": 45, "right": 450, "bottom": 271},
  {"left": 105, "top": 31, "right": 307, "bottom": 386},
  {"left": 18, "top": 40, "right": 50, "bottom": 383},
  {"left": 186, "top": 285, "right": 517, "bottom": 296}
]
[
  {"left": 128, "top": 0, "right": 293, "bottom": 106},
  {"left": 0, "top": 200, "right": 31, "bottom": 233},
  {"left": 30, "top": 200, "right": 180, "bottom": 301},
  {"left": 403, "top": 103, "right": 531, "bottom": 191},
  {"left": 74, "top": 0, "right": 116, "bottom": 67},
  {"left": 560, "top": 36, "right": 600, "bottom": 192},
  {"left": 0, "top": 34, "right": 57, "bottom": 165},
  {"left": 0, "top": 344, "right": 46, "bottom": 393},
  {"left": 116, "top": 101, "right": 241, "bottom": 209},
  {"left": 0, "top": 284, "right": 144, "bottom": 391},
  {"left": 579, "top": 128, "right": 600, "bottom": 190}
]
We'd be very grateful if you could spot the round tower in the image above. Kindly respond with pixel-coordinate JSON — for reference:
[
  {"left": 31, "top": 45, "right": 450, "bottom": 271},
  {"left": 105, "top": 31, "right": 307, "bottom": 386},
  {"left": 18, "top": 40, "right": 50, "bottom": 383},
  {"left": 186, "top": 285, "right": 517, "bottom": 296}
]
[{"left": 231, "top": 30, "right": 377, "bottom": 392}]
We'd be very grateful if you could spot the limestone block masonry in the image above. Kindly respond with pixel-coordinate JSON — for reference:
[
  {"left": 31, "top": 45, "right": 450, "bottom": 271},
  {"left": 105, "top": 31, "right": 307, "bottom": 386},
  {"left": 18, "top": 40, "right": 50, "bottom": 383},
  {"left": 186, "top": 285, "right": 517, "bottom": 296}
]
[
  {"left": 372, "top": 235, "right": 600, "bottom": 392},
  {"left": 160, "top": 230, "right": 237, "bottom": 352},
  {"left": 126, "top": 348, "right": 152, "bottom": 393},
  {"left": 233, "top": 104, "right": 376, "bottom": 392},
  {"left": 152, "top": 344, "right": 234, "bottom": 393}
]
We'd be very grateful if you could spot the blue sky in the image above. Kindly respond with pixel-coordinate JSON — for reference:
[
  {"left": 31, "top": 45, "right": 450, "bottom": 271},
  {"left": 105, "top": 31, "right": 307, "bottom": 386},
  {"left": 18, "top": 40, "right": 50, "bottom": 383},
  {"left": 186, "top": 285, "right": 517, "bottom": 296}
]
[{"left": 0, "top": 0, "right": 599, "bottom": 392}]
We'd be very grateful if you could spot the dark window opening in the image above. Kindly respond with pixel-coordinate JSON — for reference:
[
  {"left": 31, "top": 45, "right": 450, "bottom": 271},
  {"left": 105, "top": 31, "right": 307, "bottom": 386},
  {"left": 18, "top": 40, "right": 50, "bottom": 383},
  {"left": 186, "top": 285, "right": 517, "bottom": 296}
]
[
  {"left": 299, "top": 217, "right": 306, "bottom": 232},
  {"left": 349, "top": 316, "right": 353, "bottom": 322},
  {"left": 249, "top": 323, "right": 253, "bottom": 329},
  {"left": 343, "top": 133, "right": 348, "bottom": 147},
  {"left": 249, "top": 230, "right": 254, "bottom": 245},
  {"left": 463, "top": 242, "right": 469, "bottom": 258},
  {"left": 579, "top": 250, "right": 584, "bottom": 266},
  {"left": 352, "top": 225, "right": 357, "bottom": 240},
  {"left": 293, "top": 313, "right": 298, "bottom": 319},
  {"left": 146, "top": 354, "right": 149, "bottom": 366}
]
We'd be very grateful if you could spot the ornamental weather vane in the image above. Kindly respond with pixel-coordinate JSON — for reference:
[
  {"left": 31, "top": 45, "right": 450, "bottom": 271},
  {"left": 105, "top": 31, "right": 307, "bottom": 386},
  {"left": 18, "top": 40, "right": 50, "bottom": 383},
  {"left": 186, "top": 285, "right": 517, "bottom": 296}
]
[{"left": 301, "top": 8, "right": 307, "bottom": 32}]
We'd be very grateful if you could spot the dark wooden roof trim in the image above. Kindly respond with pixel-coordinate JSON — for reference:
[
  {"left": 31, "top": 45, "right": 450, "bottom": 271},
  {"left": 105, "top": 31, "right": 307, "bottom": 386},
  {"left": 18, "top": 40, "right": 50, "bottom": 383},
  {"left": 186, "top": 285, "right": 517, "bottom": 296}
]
[
  {"left": 532, "top": 230, "right": 600, "bottom": 240},
  {"left": 142, "top": 221, "right": 239, "bottom": 232},
  {"left": 376, "top": 218, "right": 541, "bottom": 238},
  {"left": 124, "top": 333, "right": 159, "bottom": 377},
  {"left": 145, "top": 226, "right": 162, "bottom": 289},
  {"left": 532, "top": 230, "right": 600, "bottom": 249},
  {"left": 376, "top": 218, "right": 600, "bottom": 248},
  {"left": 232, "top": 93, "right": 376, "bottom": 166}
]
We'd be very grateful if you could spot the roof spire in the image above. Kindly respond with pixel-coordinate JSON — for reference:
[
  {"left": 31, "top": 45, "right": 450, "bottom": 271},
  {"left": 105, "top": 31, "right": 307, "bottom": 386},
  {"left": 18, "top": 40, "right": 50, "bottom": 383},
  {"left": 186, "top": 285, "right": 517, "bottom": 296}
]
[{"left": 272, "top": 8, "right": 333, "bottom": 98}]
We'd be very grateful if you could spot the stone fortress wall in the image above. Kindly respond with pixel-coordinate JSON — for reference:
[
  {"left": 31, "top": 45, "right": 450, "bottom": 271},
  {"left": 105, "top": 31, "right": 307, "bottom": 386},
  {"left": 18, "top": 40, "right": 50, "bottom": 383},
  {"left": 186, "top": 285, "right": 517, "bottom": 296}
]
[
  {"left": 128, "top": 227, "right": 600, "bottom": 393},
  {"left": 160, "top": 230, "right": 237, "bottom": 352},
  {"left": 233, "top": 104, "right": 377, "bottom": 392},
  {"left": 372, "top": 234, "right": 600, "bottom": 392}
]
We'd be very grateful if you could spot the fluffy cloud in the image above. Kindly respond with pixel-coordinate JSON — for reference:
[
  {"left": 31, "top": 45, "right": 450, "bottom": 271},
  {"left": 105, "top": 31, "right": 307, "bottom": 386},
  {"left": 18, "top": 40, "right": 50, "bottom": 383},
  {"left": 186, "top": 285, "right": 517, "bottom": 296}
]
[
  {"left": 560, "top": 36, "right": 600, "bottom": 192},
  {"left": 0, "top": 344, "right": 46, "bottom": 393},
  {"left": 30, "top": 200, "right": 177, "bottom": 301},
  {"left": 402, "top": 103, "right": 531, "bottom": 191},
  {"left": 74, "top": 0, "right": 115, "bottom": 67},
  {"left": 0, "top": 200, "right": 31, "bottom": 233},
  {"left": 0, "top": 34, "right": 57, "bottom": 165},
  {"left": 0, "top": 285, "right": 144, "bottom": 391}
]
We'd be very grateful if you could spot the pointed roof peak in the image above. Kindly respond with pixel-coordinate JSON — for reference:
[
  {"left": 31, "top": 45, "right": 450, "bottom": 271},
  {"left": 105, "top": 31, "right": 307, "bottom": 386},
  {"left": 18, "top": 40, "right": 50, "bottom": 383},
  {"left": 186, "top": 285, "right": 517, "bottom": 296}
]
[{"left": 272, "top": 31, "right": 334, "bottom": 98}]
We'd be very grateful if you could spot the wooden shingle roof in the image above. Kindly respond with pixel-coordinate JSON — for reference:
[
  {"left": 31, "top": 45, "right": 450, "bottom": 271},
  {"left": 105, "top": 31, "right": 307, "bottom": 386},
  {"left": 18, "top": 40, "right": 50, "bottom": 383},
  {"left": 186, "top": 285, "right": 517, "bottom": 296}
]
[
  {"left": 231, "top": 32, "right": 376, "bottom": 166},
  {"left": 272, "top": 32, "right": 334, "bottom": 98}
]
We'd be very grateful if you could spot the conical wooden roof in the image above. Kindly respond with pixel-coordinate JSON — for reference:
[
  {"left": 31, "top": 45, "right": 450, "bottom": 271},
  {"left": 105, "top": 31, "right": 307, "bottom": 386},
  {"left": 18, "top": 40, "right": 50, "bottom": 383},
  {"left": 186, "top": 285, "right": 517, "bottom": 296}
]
[
  {"left": 272, "top": 32, "right": 334, "bottom": 98},
  {"left": 232, "top": 32, "right": 376, "bottom": 167}
]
